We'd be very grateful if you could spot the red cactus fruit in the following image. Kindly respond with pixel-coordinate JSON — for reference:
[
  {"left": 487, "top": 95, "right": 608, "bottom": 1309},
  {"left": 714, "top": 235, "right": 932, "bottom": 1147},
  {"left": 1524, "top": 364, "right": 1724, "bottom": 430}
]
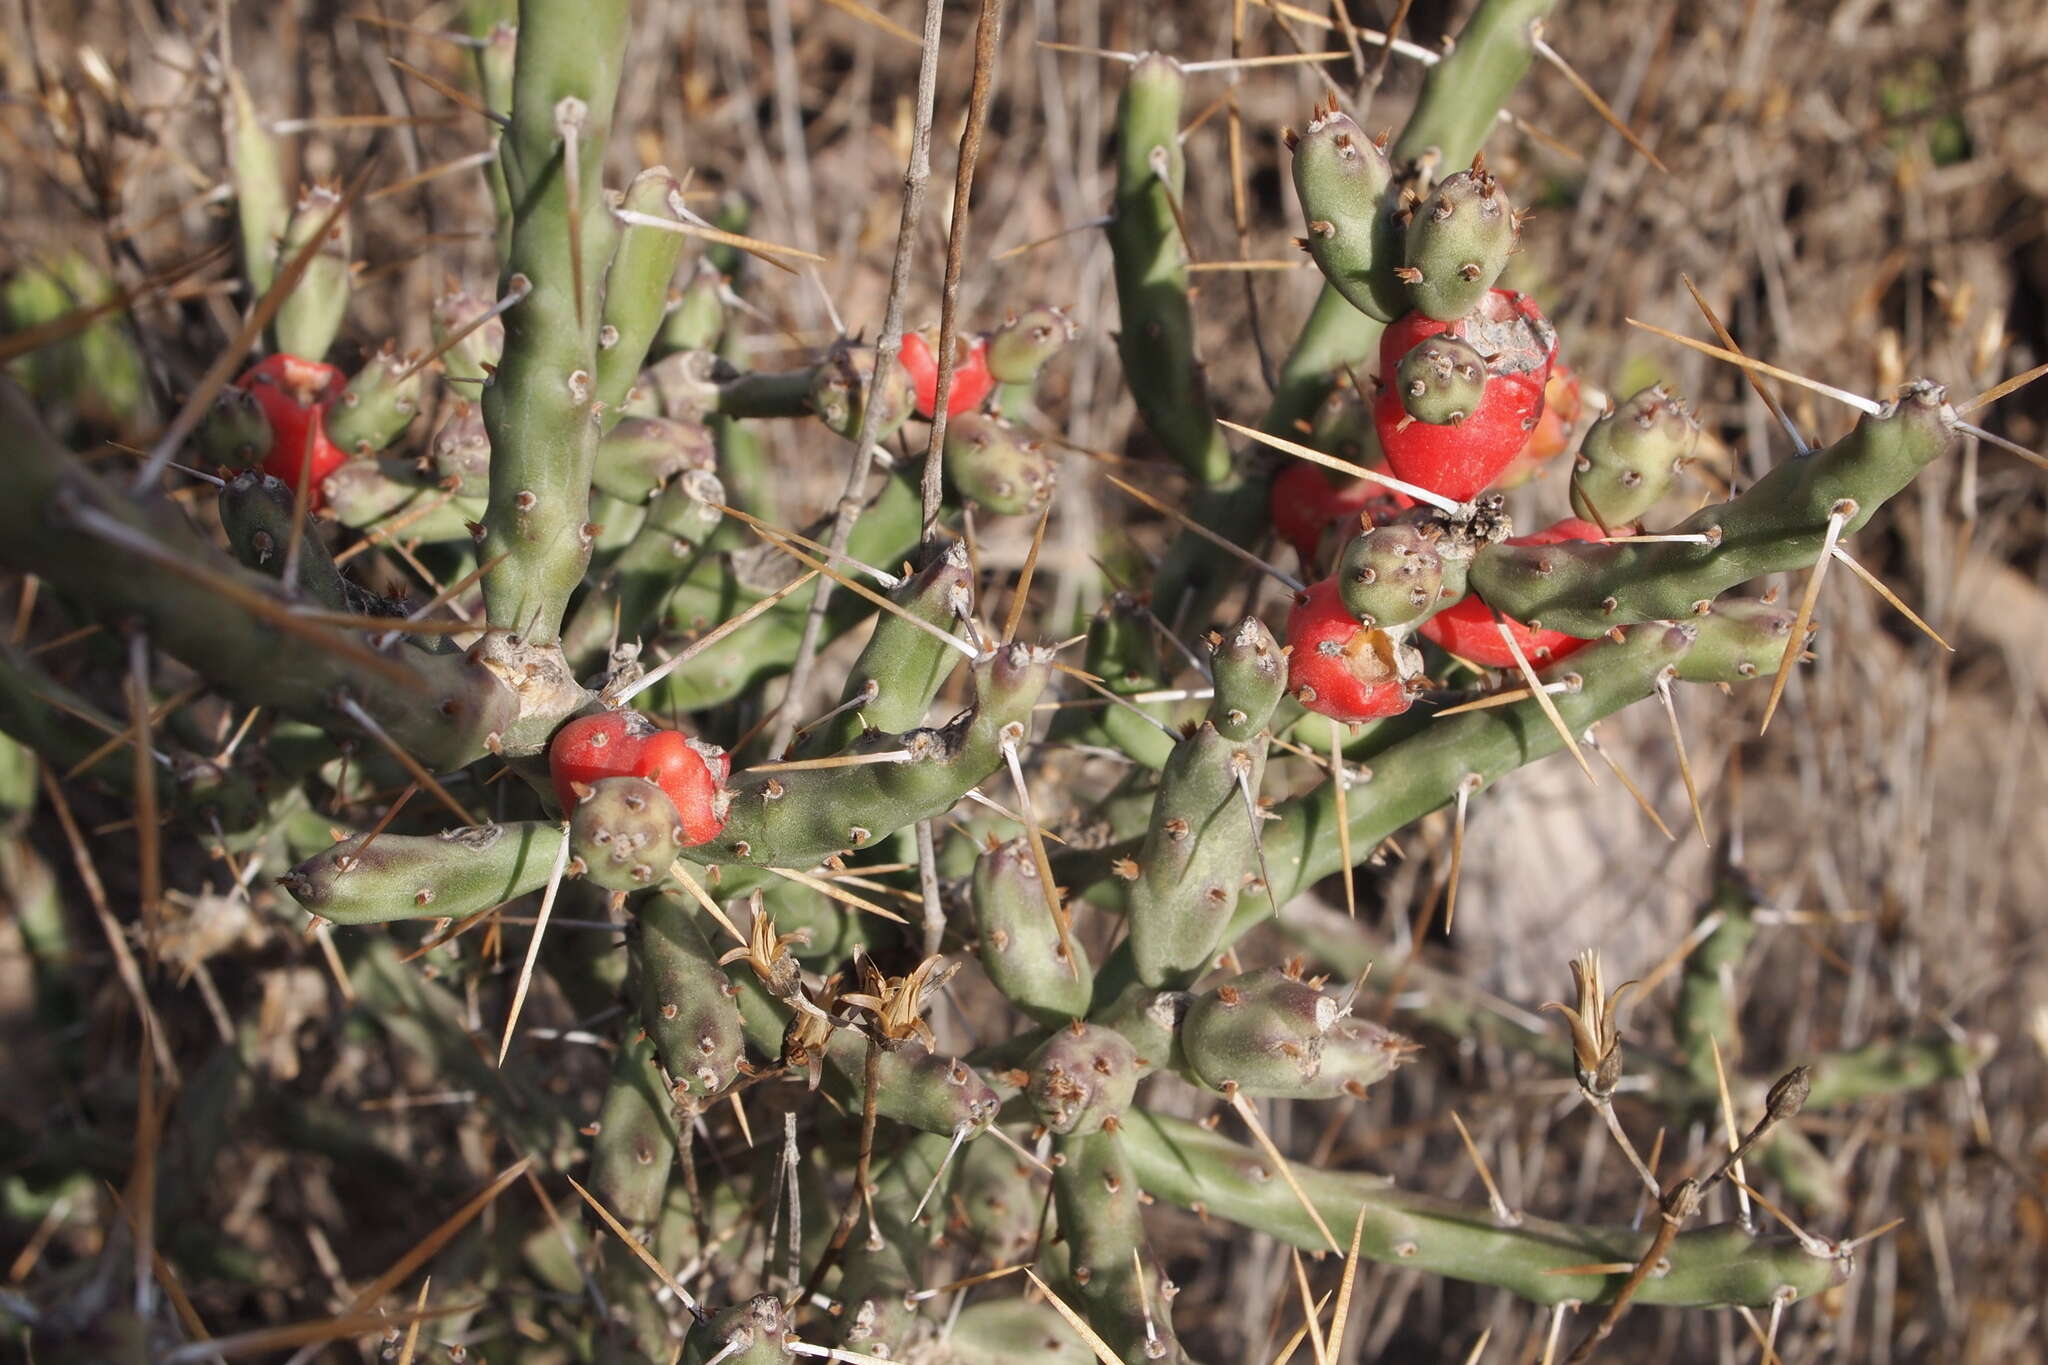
[
  {"left": 549, "top": 711, "right": 729, "bottom": 846},
  {"left": 1269, "top": 463, "right": 1415, "bottom": 567},
  {"left": 899, "top": 329, "right": 996, "bottom": 419},
  {"left": 1285, "top": 578, "right": 1415, "bottom": 724},
  {"left": 1374, "top": 289, "right": 1558, "bottom": 501},
  {"left": 236, "top": 353, "right": 348, "bottom": 510},
  {"left": 1495, "top": 362, "right": 1585, "bottom": 490},
  {"left": 1419, "top": 517, "right": 1611, "bottom": 669}
]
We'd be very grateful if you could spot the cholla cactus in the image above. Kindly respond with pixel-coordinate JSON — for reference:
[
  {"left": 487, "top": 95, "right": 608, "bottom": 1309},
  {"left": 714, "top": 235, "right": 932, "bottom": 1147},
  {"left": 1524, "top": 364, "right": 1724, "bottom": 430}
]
[{"left": 0, "top": 1, "right": 2027, "bottom": 1361}]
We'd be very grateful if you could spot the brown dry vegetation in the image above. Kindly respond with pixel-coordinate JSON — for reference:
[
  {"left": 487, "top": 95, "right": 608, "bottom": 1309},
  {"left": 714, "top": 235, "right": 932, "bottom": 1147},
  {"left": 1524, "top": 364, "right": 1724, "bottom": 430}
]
[{"left": 2, "top": 1, "right": 2046, "bottom": 1362}]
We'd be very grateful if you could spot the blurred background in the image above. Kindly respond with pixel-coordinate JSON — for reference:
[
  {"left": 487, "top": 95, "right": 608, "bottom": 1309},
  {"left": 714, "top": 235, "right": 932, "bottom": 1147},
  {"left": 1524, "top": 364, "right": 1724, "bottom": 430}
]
[{"left": 3, "top": 0, "right": 2046, "bottom": 1360}]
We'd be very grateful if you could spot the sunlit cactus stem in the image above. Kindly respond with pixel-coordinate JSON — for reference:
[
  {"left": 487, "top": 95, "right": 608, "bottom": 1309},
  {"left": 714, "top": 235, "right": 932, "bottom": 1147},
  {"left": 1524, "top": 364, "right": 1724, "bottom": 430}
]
[{"left": 477, "top": 0, "right": 630, "bottom": 643}]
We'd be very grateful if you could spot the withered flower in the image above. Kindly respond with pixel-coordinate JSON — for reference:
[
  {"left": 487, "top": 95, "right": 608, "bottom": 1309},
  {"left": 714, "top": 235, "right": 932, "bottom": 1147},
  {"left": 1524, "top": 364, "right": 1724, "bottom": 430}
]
[
  {"left": 717, "top": 892, "right": 811, "bottom": 1000},
  {"left": 781, "top": 972, "right": 844, "bottom": 1091},
  {"left": 841, "top": 952, "right": 960, "bottom": 1052},
  {"left": 1541, "top": 949, "right": 1637, "bottom": 1099}
]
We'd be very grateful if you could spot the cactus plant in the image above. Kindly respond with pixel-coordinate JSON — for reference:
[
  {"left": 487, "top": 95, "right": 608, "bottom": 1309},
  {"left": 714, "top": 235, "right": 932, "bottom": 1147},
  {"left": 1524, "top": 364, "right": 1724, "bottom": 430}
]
[{"left": 0, "top": 1, "right": 2033, "bottom": 1362}]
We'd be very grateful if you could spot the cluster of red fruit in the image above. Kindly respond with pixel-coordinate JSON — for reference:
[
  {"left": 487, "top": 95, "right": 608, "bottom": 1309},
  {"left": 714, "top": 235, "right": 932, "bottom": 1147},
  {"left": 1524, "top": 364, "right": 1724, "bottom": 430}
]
[
  {"left": 226, "top": 356, "right": 737, "bottom": 843},
  {"left": 1280, "top": 289, "right": 1615, "bottom": 725},
  {"left": 532, "top": 332, "right": 991, "bottom": 850},
  {"left": 227, "top": 330, "right": 999, "bottom": 852},
  {"left": 227, "top": 328, "right": 1002, "bottom": 516},
  {"left": 548, "top": 711, "right": 729, "bottom": 846}
]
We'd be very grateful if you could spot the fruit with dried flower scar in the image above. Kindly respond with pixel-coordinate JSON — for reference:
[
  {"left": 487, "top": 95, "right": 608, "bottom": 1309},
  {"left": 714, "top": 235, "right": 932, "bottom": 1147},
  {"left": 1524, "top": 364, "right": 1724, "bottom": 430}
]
[
  {"left": 1285, "top": 578, "right": 1418, "bottom": 723},
  {"left": 1374, "top": 289, "right": 1557, "bottom": 501}
]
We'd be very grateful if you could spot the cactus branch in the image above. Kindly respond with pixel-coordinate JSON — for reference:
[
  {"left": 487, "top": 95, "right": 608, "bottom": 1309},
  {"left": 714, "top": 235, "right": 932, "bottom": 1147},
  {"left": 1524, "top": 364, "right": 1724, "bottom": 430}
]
[
  {"left": 1469, "top": 387, "right": 1955, "bottom": 637},
  {"left": 477, "top": 0, "right": 629, "bottom": 643},
  {"left": 0, "top": 382, "right": 515, "bottom": 771},
  {"left": 1119, "top": 1109, "right": 1840, "bottom": 1308}
]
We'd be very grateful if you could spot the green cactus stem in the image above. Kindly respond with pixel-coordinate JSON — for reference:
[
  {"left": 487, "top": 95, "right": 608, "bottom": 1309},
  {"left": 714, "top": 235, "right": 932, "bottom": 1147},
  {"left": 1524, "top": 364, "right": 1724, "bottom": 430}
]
[
  {"left": 658, "top": 259, "right": 728, "bottom": 357},
  {"left": 945, "top": 1299, "right": 1096, "bottom": 1365},
  {"left": 945, "top": 412, "right": 1057, "bottom": 516},
  {"left": 1182, "top": 964, "right": 1342, "bottom": 1098},
  {"left": 635, "top": 888, "right": 747, "bottom": 1099},
  {"left": 1399, "top": 0, "right": 1561, "bottom": 172},
  {"left": 695, "top": 644, "right": 1050, "bottom": 869},
  {"left": 431, "top": 286, "right": 507, "bottom": 388},
  {"left": 0, "top": 381, "right": 516, "bottom": 770},
  {"left": 1569, "top": 385, "right": 1700, "bottom": 528},
  {"left": 1109, "top": 55, "right": 1232, "bottom": 487},
  {"left": 1290, "top": 100, "right": 1405, "bottom": 324},
  {"left": 1673, "top": 599, "right": 1797, "bottom": 684},
  {"left": 1401, "top": 162, "right": 1518, "bottom": 322},
  {"left": 478, "top": 0, "right": 629, "bottom": 643},
  {"left": 988, "top": 304, "right": 1077, "bottom": 417},
  {"left": 596, "top": 167, "right": 688, "bottom": 426},
  {"left": 1803, "top": 1031, "right": 1998, "bottom": 1109},
  {"left": 324, "top": 343, "right": 425, "bottom": 456},
  {"left": 797, "top": 541, "right": 970, "bottom": 758},
  {"left": 562, "top": 467, "right": 725, "bottom": 667},
  {"left": 1395, "top": 335, "right": 1490, "bottom": 425},
  {"left": 196, "top": 384, "right": 272, "bottom": 469},
  {"left": 593, "top": 414, "right": 715, "bottom": 503},
  {"left": 613, "top": 469, "right": 926, "bottom": 712},
  {"left": 1120, "top": 1108, "right": 1842, "bottom": 1307},
  {"left": 973, "top": 837, "right": 1095, "bottom": 1026},
  {"left": 322, "top": 460, "right": 489, "bottom": 546},
  {"left": 226, "top": 71, "right": 288, "bottom": 298},
  {"left": 1052, "top": 1129, "right": 1188, "bottom": 1362},
  {"left": 1026, "top": 1023, "right": 1139, "bottom": 1136},
  {"left": 830, "top": 1133, "right": 951, "bottom": 1356},
  {"left": 219, "top": 471, "right": 356, "bottom": 612},
  {"left": 1338, "top": 522, "right": 1448, "bottom": 628},
  {"left": 280, "top": 821, "right": 566, "bottom": 926},
  {"left": 569, "top": 775, "right": 683, "bottom": 891},
  {"left": 458, "top": 6, "right": 518, "bottom": 253},
  {"left": 1059, "top": 592, "right": 1178, "bottom": 772},
  {"left": 1124, "top": 618, "right": 1283, "bottom": 987},
  {"left": 588, "top": 1033, "right": 679, "bottom": 1230},
  {"left": 1471, "top": 384, "right": 1956, "bottom": 636},
  {"left": 270, "top": 184, "right": 352, "bottom": 361}
]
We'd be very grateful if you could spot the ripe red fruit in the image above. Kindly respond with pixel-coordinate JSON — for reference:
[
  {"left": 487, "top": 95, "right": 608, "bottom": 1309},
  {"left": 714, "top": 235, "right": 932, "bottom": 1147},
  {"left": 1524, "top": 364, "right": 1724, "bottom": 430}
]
[
  {"left": 1269, "top": 463, "right": 1414, "bottom": 567},
  {"left": 549, "top": 711, "right": 729, "bottom": 846},
  {"left": 1374, "top": 289, "right": 1558, "bottom": 501},
  {"left": 1285, "top": 578, "right": 1415, "bottom": 724},
  {"left": 1495, "top": 362, "right": 1584, "bottom": 490},
  {"left": 236, "top": 353, "right": 348, "bottom": 510},
  {"left": 899, "top": 329, "right": 996, "bottom": 420},
  {"left": 1419, "top": 518, "right": 1609, "bottom": 669}
]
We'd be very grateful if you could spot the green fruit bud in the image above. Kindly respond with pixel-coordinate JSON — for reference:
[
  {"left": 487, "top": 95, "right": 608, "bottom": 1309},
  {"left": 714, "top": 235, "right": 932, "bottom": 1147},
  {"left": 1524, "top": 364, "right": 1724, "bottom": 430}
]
[
  {"left": 1401, "top": 160, "right": 1517, "bottom": 322},
  {"left": 1396, "top": 335, "right": 1488, "bottom": 426}
]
